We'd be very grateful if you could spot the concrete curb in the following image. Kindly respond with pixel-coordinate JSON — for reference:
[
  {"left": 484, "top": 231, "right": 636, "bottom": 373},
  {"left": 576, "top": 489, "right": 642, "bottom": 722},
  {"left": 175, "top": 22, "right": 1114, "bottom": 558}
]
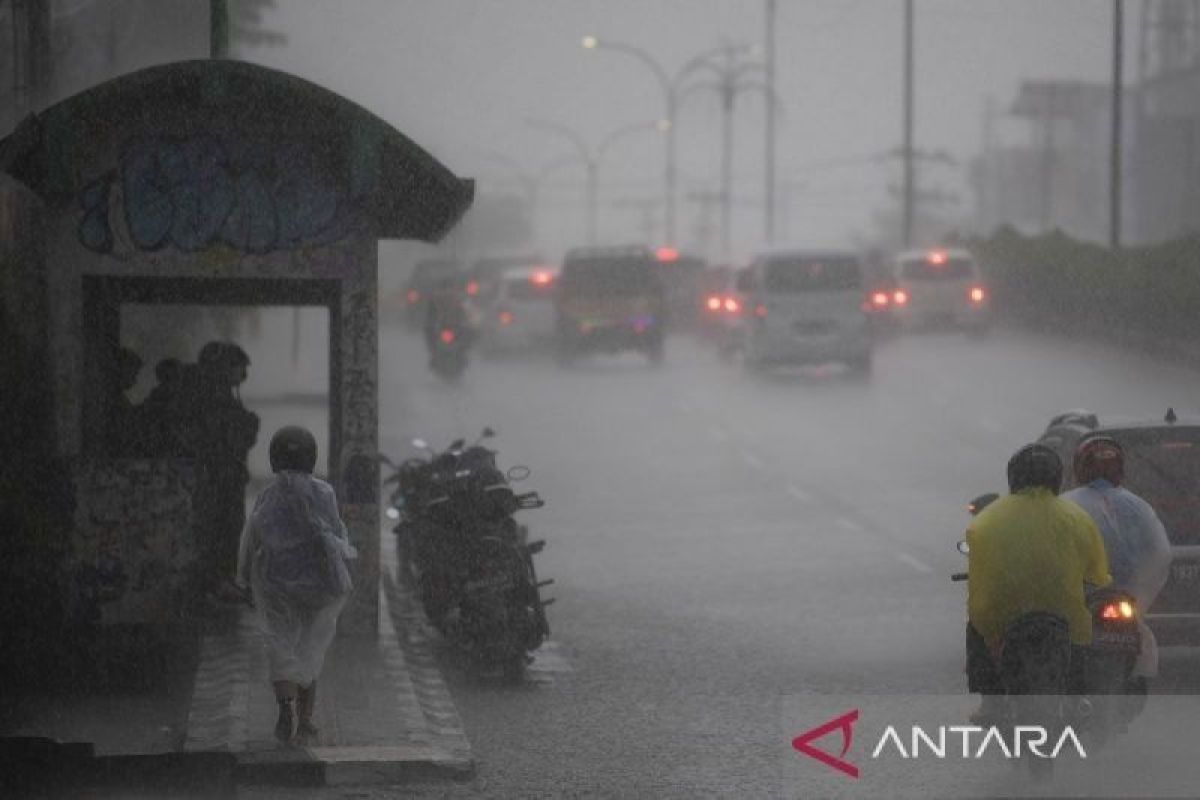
[{"left": 183, "top": 577, "right": 473, "bottom": 787}]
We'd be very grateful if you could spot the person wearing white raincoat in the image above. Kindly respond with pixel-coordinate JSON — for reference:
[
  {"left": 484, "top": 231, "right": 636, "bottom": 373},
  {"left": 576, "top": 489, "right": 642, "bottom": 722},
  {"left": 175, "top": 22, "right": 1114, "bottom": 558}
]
[
  {"left": 236, "top": 426, "right": 357, "bottom": 744},
  {"left": 1062, "top": 436, "right": 1173, "bottom": 682}
]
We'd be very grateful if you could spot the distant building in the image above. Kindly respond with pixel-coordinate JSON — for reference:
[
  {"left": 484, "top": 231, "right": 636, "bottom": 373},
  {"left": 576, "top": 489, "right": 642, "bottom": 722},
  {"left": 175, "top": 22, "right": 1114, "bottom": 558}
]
[{"left": 971, "top": 1, "right": 1200, "bottom": 246}]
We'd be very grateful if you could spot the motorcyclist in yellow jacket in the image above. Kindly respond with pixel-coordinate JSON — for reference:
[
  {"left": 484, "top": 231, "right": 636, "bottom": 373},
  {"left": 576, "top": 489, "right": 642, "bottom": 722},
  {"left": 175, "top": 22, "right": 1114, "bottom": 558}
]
[{"left": 965, "top": 443, "right": 1111, "bottom": 721}]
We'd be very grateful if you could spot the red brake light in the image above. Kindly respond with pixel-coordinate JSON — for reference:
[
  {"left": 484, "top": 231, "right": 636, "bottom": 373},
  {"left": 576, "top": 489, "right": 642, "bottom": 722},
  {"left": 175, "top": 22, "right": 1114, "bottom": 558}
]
[
  {"left": 531, "top": 271, "right": 554, "bottom": 285},
  {"left": 439, "top": 329, "right": 456, "bottom": 344},
  {"left": 655, "top": 246, "right": 679, "bottom": 262},
  {"left": 723, "top": 297, "right": 741, "bottom": 313},
  {"left": 466, "top": 280, "right": 479, "bottom": 296},
  {"left": 893, "top": 289, "right": 909, "bottom": 306},
  {"left": 871, "top": 291, "right": 890, "bottom": 307},
  {"left": 928, "top": 250, "right": 947, "bottom": 265},
  {"left": 706, "top": 296, "right": 722, "bottom": 311},
  {"left": 1100, "top": 600, "right": 1135, "bottom": 620},
  {"left": 498, "top": 310, "right": 514, "bottom": 325},
  {"left": 406, "top": 289, "right": 420, "bottom": 304},
  {"left": 968, "top": 286, "right": 986, "bottom": 304}
]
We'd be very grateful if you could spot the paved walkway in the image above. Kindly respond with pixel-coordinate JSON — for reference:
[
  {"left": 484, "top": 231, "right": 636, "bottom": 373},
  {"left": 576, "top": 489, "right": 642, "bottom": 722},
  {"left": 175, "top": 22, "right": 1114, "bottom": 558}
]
[{"left": 183, "top": 574, "right": 472, "bottom": 786}]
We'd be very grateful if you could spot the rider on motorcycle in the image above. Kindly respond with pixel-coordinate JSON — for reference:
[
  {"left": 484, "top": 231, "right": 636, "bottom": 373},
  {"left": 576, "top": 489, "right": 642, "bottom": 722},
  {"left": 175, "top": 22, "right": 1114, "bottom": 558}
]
[
  {"left": 1061, "top": 436, "right": 1172, "bottom": 684},
  {"left": 423, "top": 275, "right": 475, "bottom": 355},
  {"left": 965, "top": 443, "right": 1112, "bottom": 722}
]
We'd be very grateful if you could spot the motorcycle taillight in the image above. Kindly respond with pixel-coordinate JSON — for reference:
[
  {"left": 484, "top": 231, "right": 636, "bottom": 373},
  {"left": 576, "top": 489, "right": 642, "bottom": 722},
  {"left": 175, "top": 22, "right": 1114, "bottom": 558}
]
[{"left": 1099, "top": 600, "right": 1135, "bottom": 620}]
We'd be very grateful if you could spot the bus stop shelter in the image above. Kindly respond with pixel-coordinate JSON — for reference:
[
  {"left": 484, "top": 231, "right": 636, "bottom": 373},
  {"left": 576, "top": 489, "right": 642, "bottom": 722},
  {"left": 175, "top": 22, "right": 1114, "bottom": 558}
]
[{"left": 0, "top": 59, "right": 473, "bottom": 634}]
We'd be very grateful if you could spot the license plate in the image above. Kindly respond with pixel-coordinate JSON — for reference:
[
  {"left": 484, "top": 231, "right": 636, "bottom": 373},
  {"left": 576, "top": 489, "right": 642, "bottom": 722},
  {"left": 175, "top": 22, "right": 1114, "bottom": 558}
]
[
  {"left": 791, "top": 321, "right": 834, "bottom": 335},
  {"left": 1093, "top": 628, "right": 1140, "bottom": 652}
]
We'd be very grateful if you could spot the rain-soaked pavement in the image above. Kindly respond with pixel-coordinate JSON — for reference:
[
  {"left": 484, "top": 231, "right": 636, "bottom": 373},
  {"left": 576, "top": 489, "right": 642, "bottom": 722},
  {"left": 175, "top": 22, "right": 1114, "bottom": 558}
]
[{"left": 241, "top": 324, "right": 1200, "bottom": 799}]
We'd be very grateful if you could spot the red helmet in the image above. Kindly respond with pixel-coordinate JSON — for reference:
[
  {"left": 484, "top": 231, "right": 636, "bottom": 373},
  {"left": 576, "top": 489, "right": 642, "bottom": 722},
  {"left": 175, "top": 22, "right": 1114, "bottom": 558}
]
[{"left": 1073, "top": 436, "right": 1124, "bottom": 487}]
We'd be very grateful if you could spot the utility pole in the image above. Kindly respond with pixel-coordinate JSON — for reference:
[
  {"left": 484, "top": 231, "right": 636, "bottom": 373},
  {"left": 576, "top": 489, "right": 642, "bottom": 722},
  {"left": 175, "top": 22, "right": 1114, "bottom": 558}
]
[
  {"left": 902, "top": 0, "right": 915, "bottom": 247},
  {"left": 765, "top": 0, "right": 778, "bottom": 244},
  {"left": 211, "top": 0, "right": 230, "bottom": 58},
  {"left": 1110, "top": 0, "right": 1124, "bottom": 248}
]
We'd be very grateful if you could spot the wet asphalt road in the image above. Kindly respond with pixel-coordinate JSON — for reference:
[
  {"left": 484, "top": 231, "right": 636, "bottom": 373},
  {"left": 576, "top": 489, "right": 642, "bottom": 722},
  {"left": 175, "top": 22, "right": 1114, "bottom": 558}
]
[{"left": 252, "top": 325, "right": 1200, "bottom": 799}]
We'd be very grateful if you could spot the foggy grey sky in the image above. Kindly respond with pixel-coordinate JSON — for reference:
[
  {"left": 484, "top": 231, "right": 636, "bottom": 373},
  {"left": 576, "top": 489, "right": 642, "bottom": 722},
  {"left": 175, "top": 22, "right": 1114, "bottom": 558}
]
[{"left": 241, "top": 1, "right": 1122, "bottom": 257}]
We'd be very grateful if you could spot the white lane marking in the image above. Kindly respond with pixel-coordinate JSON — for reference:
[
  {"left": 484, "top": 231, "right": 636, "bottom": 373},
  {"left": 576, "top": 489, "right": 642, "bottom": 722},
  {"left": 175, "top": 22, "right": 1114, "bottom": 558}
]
[
  {"left": 710, "top": 425, "right": 730, "bottom": 442},
  {"left": 896, "top": 552, "right": 934, "bottom": 573},
  {"left": 835, "top": 517, "right": 863, "bottom": 533},
  {"left": 742, "top": 451, "right": 765, "bottom": 470},
  {"left": 786, "top": 485, "right": 812, "bottom": 503}
]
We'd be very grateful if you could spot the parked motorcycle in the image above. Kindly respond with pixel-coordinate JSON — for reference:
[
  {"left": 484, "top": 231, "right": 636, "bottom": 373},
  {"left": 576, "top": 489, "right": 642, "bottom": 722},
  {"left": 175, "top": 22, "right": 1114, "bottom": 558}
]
[{"left": 382, "top": 429, "right": 552, "bottom": 678}]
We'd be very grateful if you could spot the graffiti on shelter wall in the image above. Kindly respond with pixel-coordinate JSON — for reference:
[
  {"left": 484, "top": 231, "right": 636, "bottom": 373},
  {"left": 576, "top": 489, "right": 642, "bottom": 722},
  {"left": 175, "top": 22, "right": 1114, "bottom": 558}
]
[
  {"left": 71, "top": 459, "right": 197, "bottom": 625},
  {"left": 79, "top": 136, "right": 355, "bottom": 256}
]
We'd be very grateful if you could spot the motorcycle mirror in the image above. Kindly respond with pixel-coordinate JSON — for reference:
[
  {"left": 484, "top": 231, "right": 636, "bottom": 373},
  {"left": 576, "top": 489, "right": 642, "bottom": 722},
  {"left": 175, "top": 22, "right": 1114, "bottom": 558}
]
[
  {"left": 507, "top": 465, "right": 531, "bottom": 482},
  {"left": 449, "top": 438, "right": 466, "bottom": 451},
  {"left": 967, "top": 493, "right": 999, "bottom": 516},
  {"left": 377, "top": 453, "right": 398, "bottom": 469},
  {"left": 482, "top": 427, "right": 496, "bottom": 439},
  {"left": 385, "top": 507, "right": 400, "bottom": 520},
  {"left": 412, "top": 438, "right": 430, "bottom": 451},
  {"left": 957, "top": 540, "right": 970, "bottom": 555}
]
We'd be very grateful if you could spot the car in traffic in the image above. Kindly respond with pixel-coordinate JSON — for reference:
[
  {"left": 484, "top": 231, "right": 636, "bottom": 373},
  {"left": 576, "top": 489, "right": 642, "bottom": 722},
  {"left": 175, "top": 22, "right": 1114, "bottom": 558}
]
[
  {"left": 890, "top": 247, "right": 990, "bottom": 334},
  {"left": 554, "top": 245, "right": 667, "bottom": 365},
  {"left": 697, "top": 266, "right": 754, "bottom": 360},
  {"left": 1037, "top": 407, "right": 1200, "bottom": 645},
  {"left": 477, "top": 265, "right": 559, "bottom": 355},
  {"left": 464, "top": 253, "right": 545, "bottom": 309},
  {"left": 739, "top": 249, "right": 873, "bottom": 374},
  {"left": 401, "top": 257, "right": 462, "bottom": 330}
]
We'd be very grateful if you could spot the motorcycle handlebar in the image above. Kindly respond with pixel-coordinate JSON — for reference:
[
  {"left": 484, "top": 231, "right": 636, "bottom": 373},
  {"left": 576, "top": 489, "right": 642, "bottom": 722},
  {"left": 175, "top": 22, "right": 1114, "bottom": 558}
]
[{"left": 950, "top": 572, "right": 968, "bottom": 582}]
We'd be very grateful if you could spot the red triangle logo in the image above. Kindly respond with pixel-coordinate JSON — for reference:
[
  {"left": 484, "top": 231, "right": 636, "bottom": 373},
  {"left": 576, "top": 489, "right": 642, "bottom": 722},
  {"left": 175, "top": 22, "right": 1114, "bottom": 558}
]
[{"left": 792, "top": 709, "right": 860, "bottom": 779}]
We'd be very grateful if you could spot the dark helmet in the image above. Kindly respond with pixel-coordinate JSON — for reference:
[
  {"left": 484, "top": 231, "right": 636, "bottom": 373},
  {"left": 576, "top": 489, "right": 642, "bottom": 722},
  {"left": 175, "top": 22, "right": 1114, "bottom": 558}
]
[
  {"left": 1074, "top": 435, "right": 1124, "bottom": 487},
  {"left": 199, "top": 341, "right": 250, "bottom": 368},
  {"left": 269, "top": 426, "right": 318, "bottom": 473},
  {"left": 155, "top": 357, "right": 183, "bottom": 384},
  {"left": 1007, "top": 443, "right": 1063, "bottom": 494},
  {"left": 198, "top": 341, "right": 226, "bottom": 367}
]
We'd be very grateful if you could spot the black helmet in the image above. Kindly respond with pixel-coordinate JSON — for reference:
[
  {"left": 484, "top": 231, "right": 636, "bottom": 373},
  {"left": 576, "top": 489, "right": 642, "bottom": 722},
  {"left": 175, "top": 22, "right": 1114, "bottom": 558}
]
[
  {"left": 269, "top": 426, "right": 317, "bottom": 473},
  {"left": 1007, "top": 443, "right": 1063, "bottom": 494}
]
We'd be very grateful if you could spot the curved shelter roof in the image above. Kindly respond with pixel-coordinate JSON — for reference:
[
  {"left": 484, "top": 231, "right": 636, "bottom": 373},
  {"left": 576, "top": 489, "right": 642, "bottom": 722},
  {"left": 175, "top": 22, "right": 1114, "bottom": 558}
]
[{"left": 0, "top": 59, "right": 473, "bottom": 243}]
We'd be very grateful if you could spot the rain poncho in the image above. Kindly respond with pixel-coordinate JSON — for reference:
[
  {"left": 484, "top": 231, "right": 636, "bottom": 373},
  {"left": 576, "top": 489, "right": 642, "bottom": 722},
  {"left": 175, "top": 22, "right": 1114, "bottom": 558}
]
[
  {"left": 1063, "top": 479, "right": 1173, "bottom": 677},
  {"left": 967, "top": 488, "right": 1110, "bottom": 648},
  {"left": 237, "top": 471, "right": 357, "bottom": 686}
]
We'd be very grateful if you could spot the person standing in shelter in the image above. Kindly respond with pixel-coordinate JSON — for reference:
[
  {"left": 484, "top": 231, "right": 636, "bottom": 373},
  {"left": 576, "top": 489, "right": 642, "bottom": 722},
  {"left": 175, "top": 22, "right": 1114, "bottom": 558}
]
[
  {"left": 107, "top": 346, "right": 144, "bottom": 456},
  {"left": 236, "top": 426, "right": 356, "bottom": 744},
  {"left": 140, "top": 357, "right": 187, "bottom": 457},
  {"left": 192, "top": 341, "right": 260, "bottom": 595}
]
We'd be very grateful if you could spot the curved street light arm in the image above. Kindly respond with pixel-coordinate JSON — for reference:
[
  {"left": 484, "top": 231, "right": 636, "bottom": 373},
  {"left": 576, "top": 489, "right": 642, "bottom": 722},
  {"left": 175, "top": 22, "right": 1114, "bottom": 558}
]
[
  {"left": 671, "top": 43, "right": 756, "bottom": 89},
  {"left": 595, "top": 121, "right": 662, "bottom": 159},
  {"left": 538, "top": 152, "right": 589, "bottom": 181},
  {"left": 590, "top": 39, "right": 672, "bottom": 96},
  {"left": 674, "top": 79, "right": 725, "bottom": 109},
  {"left": 526, "top": 117, "right": 593, "bottom": 164}
]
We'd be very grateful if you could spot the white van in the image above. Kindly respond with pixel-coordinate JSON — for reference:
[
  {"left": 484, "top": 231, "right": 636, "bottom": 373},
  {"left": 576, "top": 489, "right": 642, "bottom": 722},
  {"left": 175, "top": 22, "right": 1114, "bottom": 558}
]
[
  {"left": 741, "top": 249, "right": 872, "bottom": 373},
  {"left": 891, "top": 248, "right": 990, "bottom": 333}
]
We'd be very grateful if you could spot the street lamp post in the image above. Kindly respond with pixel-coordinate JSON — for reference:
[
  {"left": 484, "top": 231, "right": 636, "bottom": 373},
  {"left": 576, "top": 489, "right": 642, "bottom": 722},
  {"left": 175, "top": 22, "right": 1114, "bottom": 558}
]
[
  {"left": 583, "top": 36, "right": 767, "bottom": 255},
  {"left": 482, "top": 151, "right": 588, "bottom": 244},
  {"left": 581, "top": 37, "right": 751, "bottom": 248},
  {"left": 527, "top": 118, "right": 667, "bottom": 245},
  {"left": 673, "top": 44, "right": 766, "bottom": 258}
]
